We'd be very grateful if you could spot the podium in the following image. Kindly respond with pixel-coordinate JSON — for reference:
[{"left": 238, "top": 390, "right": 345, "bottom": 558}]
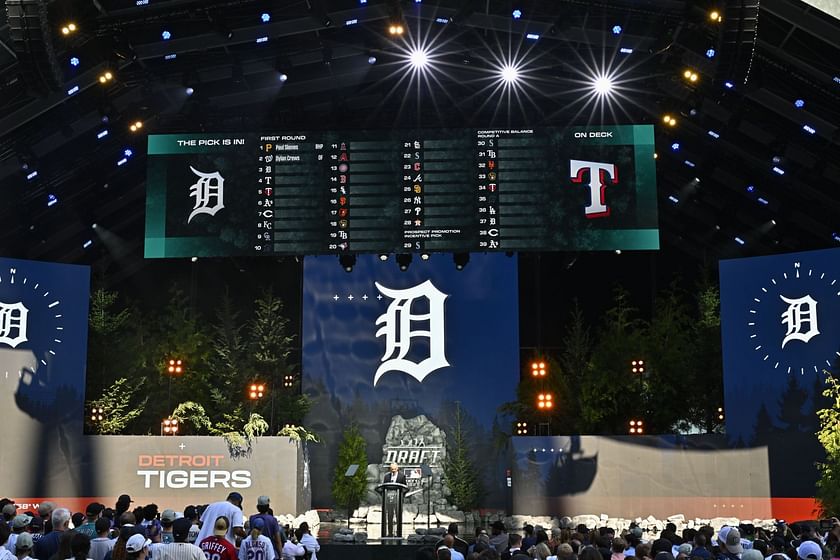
[{"left": 376, "top": 482, "right": 408, "bottom": 540}]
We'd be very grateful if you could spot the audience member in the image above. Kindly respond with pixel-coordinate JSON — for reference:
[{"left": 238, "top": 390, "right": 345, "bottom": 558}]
[
  {"left": 89, "top": 520, "right": 114, "bottom": 560},
  {"left": 501, "top": 534, "right": 528, "bottom": 560},
  {"left": 248, "top": 497, "right": 283, "bottom": 557},
  {"left": 196, "top": 495, "right": 245, "bottom": 547},
  {"left": 297, "top": 522, "right": 318, "bottom": 560},
  {"left": 198, "top": 518, "right": 236, "bottom": 560},
  {"left": 15, "top": 533, "right": 35, "bottom": 560},
  {"left": 490, "top": 522, "right": 509, "bottom": 554},
  {"left": 33, "top": 509, "right": 70, "bottom": 560},
  {"left": 280, "top": 529, "right": 305, "bottom": 560}
]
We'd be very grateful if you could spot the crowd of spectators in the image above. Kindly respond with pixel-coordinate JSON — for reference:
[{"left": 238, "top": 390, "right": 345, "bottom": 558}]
[
  {"left": 419, "top": 518, "right": 840, "bottom": 560},
  {"left": 0, "top": 494, "right": 319, "bottom": 560}
]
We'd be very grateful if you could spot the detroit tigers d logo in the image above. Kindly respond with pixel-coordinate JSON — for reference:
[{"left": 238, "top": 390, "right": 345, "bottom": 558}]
[{"left": 373, "top": 280, "right": 450, "bottom": 386}]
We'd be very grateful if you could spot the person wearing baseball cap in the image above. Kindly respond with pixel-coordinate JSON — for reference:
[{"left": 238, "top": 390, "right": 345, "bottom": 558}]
[
  {"left": 718, "top": 527, "right": 745, "bottom": 560},
  {"left": 239, "top": 518, "right": 275, "bottom": 560},
  {"left": 249, "top": 497, "right": 284, "bottom": 557},
  {"left": 198, "top": 518, "right": 236, "bottom": 560},
  {"left": 125, "top": 534, "right": 151, "bottom": 560},
  {"left": 796, "top": 541, "right": 823, "bottom": 560},
  {"left": 195, "top": 495, "right": 244, "bottom": 546},
  {"left": 154, "top": 519, "right": 203, "bottom": 560},
  {"left": 159, "top": 511, "right": 177, "bottom": 545},
  {"left": 2, "top": 503, "right": 18, "bottom": 523},
  {"left": 8, "top": 515, "right": 32, "bottom": 554},
  {"left": 77, "top": 504, "right": 104, "bottom": 539},
  {"left": 14, "top": 532, "right": 34, "bottom": 560}
]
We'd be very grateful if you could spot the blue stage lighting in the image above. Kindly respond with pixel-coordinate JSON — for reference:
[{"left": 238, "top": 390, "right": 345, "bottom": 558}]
[
  {"left": 734, "top": 237, "right": 745, "bottom": 245},
  {"left": 124, "top": 148, "right": 134, "bottom": 158},
  {"left": 612, "top": 25, "right": 622, "bottom": 35},
  {"left": 512, "top": 9, "right": 522, "bottom": 19},
  {"left": 670, "top": 142, "right": 680, "bottom": 151},
  {"left": 261, "top": 13, "right": 270, "bottom": 23},
  {"left": 162, "top": 30, "right": 171, "bottom": 40},
  {"left": 619, "top": 47, "right": 633, "bottom": 54},
  {"left": 724, "top": 81, "right": 734, "bottom": 89},
  {"left": 185, "top": 87, "right": 194, "bottom": 96},
  {"left": 70, "top": 56, "right": 80, "bottom": 67},
  {"left": 746, "top": 185, "right": 755, "bottom": 193},
  {"left": 705, "top": 48, "right": 716, "bottom": 58},
  {"left": 47, "top": 194, "right": 58, "bottom": 207},
  {"left": 772, "top": 166, "right": 785, "bottom": 175},
  {"left": 668, "top": 195, "right": 679, "bottom": 204},
  {"left": 803, "top": 124, "right": 816, "bottom": 134},
  {"left": 794, "top": 98, "right": 805, "bottom": 108},
  {"left": 97, "top": 130, "right": 109, "bottom": 139},
  {"left": 83, "top": 240, "right": 93, "bottom": 249},
  {"left": 525, "top": 33, "right": 539, "bottom": 40}
]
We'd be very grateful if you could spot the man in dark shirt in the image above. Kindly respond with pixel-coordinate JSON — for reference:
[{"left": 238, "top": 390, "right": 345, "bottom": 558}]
[
  {"left": 248, "top": 496, "right": 284, "bottom": 557},
  {"left": 33, "top": 508, "right": 70, "bottom": 560}
]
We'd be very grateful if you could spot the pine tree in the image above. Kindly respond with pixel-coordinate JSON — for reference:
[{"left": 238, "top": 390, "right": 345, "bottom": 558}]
[
  {"left": 332, "top": 424, "right": 368, "bottom": 513},
  {"left": 443, "top": 403, "right": 481, "bottom": 511},
  {"left": 816, "top": 374, "right": 840, "bottom": 516}
]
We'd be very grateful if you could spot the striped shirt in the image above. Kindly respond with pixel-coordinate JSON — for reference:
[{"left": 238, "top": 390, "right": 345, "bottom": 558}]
[{"left": 154, "top": 542, "right": 205, "bottom": 560}]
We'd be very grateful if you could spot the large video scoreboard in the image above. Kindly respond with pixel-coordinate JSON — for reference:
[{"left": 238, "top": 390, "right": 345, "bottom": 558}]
[{"left": 144, "top": 125, "right": 658, "bottom": 257}]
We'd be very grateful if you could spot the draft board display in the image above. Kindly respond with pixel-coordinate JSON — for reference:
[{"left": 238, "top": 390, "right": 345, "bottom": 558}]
[
  {"left": 0, "top": 257, "right": 91, "bottom": 499},
  {"left": 301, "top": 253, "right": 519, "bottom": 507},
  {"left": 145, "top": 125, "right": 659, "bottom": 257}
]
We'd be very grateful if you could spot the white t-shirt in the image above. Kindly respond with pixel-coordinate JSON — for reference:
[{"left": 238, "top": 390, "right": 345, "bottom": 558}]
[
  {"left": 238, "top": 535, "right": 275, "bottom": 560},
  {"left": 197, "top": 502, "right": 244, "bottom": 546},
  {"left": 299, "top": 534, "right": 319, "bottom": 560},
  {"left": 280, "top": 541, "right": 305, "bottom": 560}
]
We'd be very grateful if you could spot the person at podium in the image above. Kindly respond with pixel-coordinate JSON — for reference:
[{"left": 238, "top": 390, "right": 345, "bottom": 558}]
[{"left": 383, "top": 463, "right": 406, "bottom": 537}]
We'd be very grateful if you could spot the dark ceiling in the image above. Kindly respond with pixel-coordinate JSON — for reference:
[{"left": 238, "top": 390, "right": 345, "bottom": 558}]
[{"left": 1, "top": 0, "right": 839, "bottom": 281}]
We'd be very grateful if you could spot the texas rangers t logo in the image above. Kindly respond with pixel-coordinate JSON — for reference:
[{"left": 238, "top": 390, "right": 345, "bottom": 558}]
[{"left": 373, "top": 280, "right": 449, "bottom": 386}]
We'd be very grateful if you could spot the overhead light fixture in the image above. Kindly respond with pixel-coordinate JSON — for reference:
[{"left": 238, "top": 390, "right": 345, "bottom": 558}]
[
  {"left": 339, "top": 254, "right": 356, "bottom": 272},
  {"left": 61, "top": 23, "right": 77, "bottom": 35},
  {"left": 261, "top": 13, "right": 271, "bottom": 23},
  {"left": 453, "top": 253, "right": 470, "bottom": 270},
  {"left": 794, "top": 98, "right": 805, "bottom": 108},
  {"left": 709, "top": 10, "right": 722, "bottom": 22},
  {"left": 592, "top": 74, "right": 613, "bottom": 96},
  {"left": 396, "top": 253, "right": 412, "bottom": 271},
  {"left": 129, "top": 120, "right": 143, "bottom": 132},
  {"left": 70, "top": 56, "right": 80, "bottom": 67},
  {"left": 389, "top": 23, "right": 405, "bottom": 35},
  {"left": 512, "top": 9, "right": 522, "bottom": 19},
  {"left": 98, "top": 71, "right": 114, "bottom": 84},
  {"left": 663, "top": 114, "right": 677, "bottom": 126},
  {"left": 500, "top": 64, "right": 520, "bottom": 84},
  {"left": 161, "top": 30, "right": 172, "bottom": 40},
  {"left": 705, "top": 48, "right": 716, "bottom": 58},
  {"left": 409, "top": 48, "right": 429, "bottom": 69},
  {"left": 611, "top": 25, "right": 622, "bottom": 35}
]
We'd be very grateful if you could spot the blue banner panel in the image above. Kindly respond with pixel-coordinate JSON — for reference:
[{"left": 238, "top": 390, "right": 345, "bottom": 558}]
[
  {"left": 0, "top": 257, "right": 91, "bottom": 498},
  {"left": 720, "top": 247, "right": 840, "bottom": 445},
  {"left": 302, "top": 253, "right": 519, "bottom": 507}
]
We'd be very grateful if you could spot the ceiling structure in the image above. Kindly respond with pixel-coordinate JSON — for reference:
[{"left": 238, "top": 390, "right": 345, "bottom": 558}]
[{"left": 1, "top": 0, "right": 839, "bottom": 279}]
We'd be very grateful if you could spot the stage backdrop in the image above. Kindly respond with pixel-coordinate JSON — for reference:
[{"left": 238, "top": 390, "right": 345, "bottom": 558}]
[
  {"left": 302, "top": 253, "right": 519, "bottom": 508},
  {"left": 0, "top": 257, "right": 91, "bottom": 500},
  {"left": 0, "top": 257, "right": 308, "bottom": 515},
  {"left": 719, "top": 247, "right": 839, "bottom": 514}
]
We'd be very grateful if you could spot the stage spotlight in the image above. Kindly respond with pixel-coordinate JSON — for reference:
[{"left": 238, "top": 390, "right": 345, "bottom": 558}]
[
  {"left": 453, "top": 253, "right": 470, "bottom": 270},
  {"left": 129, "top": 121, "right": 143, "bottom": 132},
  {"left": 709, "top": 10, "right": 722, "bottom": 22},
  {"left": 161, "top": 30, "right": 172, "bottom": 40},
  {"left": 185, "top": 87, "right": 194, "bottom": 96},
  {"left": 389, "top": 23, "right": 405, "bottom": 35},
  {"left": 98, "top": 71, "right": 114, "bottom": 84},
  {"left": 61, "top": 23, "right": 77, "bottom": 35},
  {"left": 339, "top": 254, "right": 356, "bottom": 272},
  {"left": 794, "top": 98, "right": 805, "bottom": 108},
  {"left": 70, "top": 57, "right": 80, "bottom": 67},
  {"left": 705, "top": 48, "right": 716, "bottom": 58},
  {"left": 683, "top": 69, "right": 699, "bottom": 82},
  {"left": 500, "top": 64, "right": 519, "bottom": 84},
  {"left": 278, "top": 73, "right": 288, "bottom": 82},
  {"left": 670, "top": 142, "right": 680, "bottom": 151},
  {"left": 123, "top": 148, "right": 133, "bottom": 158},
  {"left": 420, "top": 252, "right": 430, "bottom": 261},
  {"left": 261, "top": 13, "right": 271, "bottom": 23},
  {"left": 662, "top": 114, "right": 677, "bottom": 126},
  {"left": 611, "top": 25, "right": 622, "bottom": 35},
  {"left": 378, "top": 253, "right": 389, "bottom": 261},
  {"left": 396, "top": 253, "right": 412, "bottom": 271},
  {"left": 512, "top": 9, "right": 522, "bottom": 19},
  {"left": 47, "top": 194, "right": 58, "bottom": 207},
  {"left": 368, "top": 55, "right": 377, "bottom": 64},
  {"left": 592, "top": 74, "right": 613, "bottom": 96},
  {"left": 409, "top": 48, "right": 429, "bottom": 69}
]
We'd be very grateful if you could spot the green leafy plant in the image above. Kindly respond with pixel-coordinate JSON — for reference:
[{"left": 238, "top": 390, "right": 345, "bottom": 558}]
[
  {"left": 332, "top": 424, "right": 368, "bottom": 512},
  {"left": 85, "top": 377, "right": 148, "bottom": 434},
  {"left": 816, "top": 373, "right": 840, "bottom": 516}
]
